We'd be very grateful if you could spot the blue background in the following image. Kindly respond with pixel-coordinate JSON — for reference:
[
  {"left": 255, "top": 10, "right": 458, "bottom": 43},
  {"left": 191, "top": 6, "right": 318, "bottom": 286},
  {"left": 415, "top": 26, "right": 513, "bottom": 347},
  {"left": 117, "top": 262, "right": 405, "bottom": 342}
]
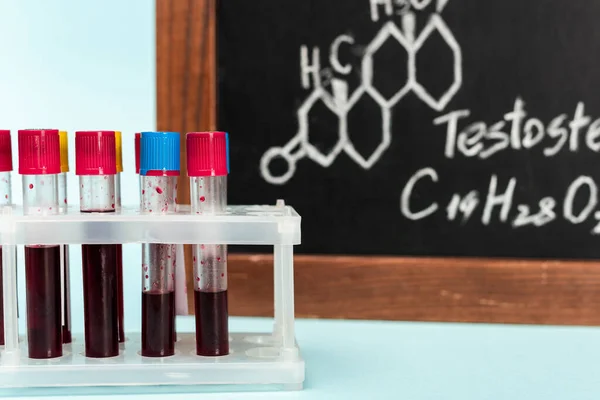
[{"left": 0, "top": 0, "right": 154, "bottom": 335}]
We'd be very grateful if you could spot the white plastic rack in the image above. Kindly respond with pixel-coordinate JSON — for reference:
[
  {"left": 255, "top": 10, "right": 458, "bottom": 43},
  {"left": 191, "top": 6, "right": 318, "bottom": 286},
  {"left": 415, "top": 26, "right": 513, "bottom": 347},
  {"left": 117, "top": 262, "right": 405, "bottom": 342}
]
[{"left": 0, "top": 200, "right": 304, "bottom": 391}]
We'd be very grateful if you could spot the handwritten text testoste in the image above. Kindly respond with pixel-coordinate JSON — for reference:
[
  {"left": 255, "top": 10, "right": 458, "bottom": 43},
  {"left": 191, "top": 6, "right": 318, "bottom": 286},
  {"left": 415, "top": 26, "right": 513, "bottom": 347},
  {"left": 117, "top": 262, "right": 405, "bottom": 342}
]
[{"left": 400, "top": 98, "right": 600, "bottom": 233}]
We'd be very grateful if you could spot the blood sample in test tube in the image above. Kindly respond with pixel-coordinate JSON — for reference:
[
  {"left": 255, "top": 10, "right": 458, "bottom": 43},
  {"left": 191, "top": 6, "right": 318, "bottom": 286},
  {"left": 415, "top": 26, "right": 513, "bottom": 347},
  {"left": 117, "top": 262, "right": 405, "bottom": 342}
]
[
  {"left": 18, "top": 129, "right": 63, "bottom": 359},
  {"left": 187, "top": 131, "right": 229, "bottom": 356},
  {"left": 114, "top": 131, "right": 125, "bottom": 343},
  {"left": 0, "top": 130, "right": 13, "bottom": 346},
  {"left": 139, "top": 131, "right": 179, "bottom": 357},
  {"left": 76, "top": 131, "right": 119, "bottom": 358},
  {"left": 58, "top": 131, "right": 72, "bottom": 344}
]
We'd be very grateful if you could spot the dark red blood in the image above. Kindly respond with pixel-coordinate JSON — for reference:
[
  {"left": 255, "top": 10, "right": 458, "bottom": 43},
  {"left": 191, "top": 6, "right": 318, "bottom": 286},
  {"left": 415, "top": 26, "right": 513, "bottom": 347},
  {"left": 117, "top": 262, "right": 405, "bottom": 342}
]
[
  {"left": 200, "top": 196, "right": 205, "bottom": 202},
  {"left": 141, "top": 291, "right": 175, "bottom": 357},
  {"left": 25, "top": 246, "right": 62, "bottom": 359},
  {"left": 28, "top": 184, "right": 33, "bottom": 189},
  {"left": 173, "top": 312, "right": 177, "bottom": 344},
  {"left": 62, "top": 245, "right": 72, "bottom": 344},
  {"left": 156, "top": 187, "right": 163, "bottom": 194},
  {"left": 82, "top": 243, "right": 119, "bottom": 358},
  {"left": 62, "top": 327, "right": 71, "bottom": 344},
  {"left": 116, "top": 244, "right": 125, "bottom": 343},
  {"left": 194, "top": 290, "right": 229, "bottom": 356}
]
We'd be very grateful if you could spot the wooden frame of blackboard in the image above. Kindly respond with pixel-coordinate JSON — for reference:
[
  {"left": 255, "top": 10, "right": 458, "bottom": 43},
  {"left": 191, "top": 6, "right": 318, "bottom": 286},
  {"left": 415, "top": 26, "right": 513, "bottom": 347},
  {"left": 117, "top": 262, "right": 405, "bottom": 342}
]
[{"left": 156, "top": 0, "right": 600, "bottom": 326}]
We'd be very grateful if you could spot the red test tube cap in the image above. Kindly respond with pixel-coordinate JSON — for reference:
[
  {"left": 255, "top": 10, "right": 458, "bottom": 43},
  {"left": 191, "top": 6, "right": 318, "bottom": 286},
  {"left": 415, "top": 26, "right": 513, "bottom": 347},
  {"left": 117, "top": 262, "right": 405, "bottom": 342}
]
[
  {"left": 75, "top": 131, "right": 117, "bottom": 176},
  {"left": 0, "top": 130, "right": 13, "bottom": 172},
  {"left": 18, "top": 129, "right": 61, "bottom": 175},
  {"left": 186, "top": 132, "right": 228, "bottom": 177},
  {"left": 135, "top": 132, "right": 141, "bottom": 174}
]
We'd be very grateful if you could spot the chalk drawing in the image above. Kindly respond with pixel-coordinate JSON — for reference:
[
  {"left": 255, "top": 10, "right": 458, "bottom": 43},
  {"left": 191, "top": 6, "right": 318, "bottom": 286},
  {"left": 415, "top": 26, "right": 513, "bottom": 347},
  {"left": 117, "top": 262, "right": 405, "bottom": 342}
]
[{"left": 261, "top": 1, "right": 462, "bottom": 185}]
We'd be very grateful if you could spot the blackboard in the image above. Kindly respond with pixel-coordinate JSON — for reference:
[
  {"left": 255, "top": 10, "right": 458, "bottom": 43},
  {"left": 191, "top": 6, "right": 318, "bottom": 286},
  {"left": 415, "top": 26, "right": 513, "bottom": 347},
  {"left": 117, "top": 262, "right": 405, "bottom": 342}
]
[{"left": 217, "top": 0, "right": 600, "bottom": 258}]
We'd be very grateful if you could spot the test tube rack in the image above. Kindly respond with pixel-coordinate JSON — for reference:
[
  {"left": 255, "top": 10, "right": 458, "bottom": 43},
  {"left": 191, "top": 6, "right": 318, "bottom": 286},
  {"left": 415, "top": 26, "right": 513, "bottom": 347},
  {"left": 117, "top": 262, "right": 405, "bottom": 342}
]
[{"left": 0, "top": 201, "right": 304, "bottom": 391}]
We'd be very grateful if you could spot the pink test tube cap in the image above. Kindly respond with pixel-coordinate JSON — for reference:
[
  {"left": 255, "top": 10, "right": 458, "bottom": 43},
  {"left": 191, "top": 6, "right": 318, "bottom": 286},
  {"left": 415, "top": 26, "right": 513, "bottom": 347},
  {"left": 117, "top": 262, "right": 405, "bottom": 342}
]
[
  {"left": 135, "top": 132, "right": 141, "bottom": 174},
  {"left": 18, "top": 129, "right": 61, "bottom": 175},
  {"left": 75, "top": 131, "right": 117, "bottom": 176},
  {"left": 186, "top": 132, "right": 228, "bottom": 177},
  {"left": 0, "top": 130, "right": 12, "bottom": 172}
]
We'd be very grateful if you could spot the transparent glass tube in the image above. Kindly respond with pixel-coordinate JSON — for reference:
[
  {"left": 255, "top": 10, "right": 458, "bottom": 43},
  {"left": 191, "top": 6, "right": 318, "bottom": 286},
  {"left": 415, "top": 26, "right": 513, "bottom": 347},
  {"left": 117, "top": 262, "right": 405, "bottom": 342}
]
[
  {"left": 23, "top": 174, "right": 62, "bottom": 359},
  {"left": 191, "top": 175, "right": 229, "bottom": 356},
  {"left": 80, "top": 175, "right": 119, "bottom": 358},
  {"left": 0, "top": 171, "right": 11, "bottom": 347},
  {"left": 115, "top": 172, "right": 124, "bottom": 343},
  {"left": 80, "top": 175, "right": 116, "bottom": 211},
  {"left": 138, "top": 175, "right": 142, "bottom": 207},
  {"left": 115, "top": 173, "right": 121, "bottom": 209},
  {"left": 141, "top": 175, "right": 177, "bottom": 357},
  {"left": 57, "top": 172, "right": 71, "bottom": 344},
  {"left": 0, "top": 171, "right": 11, "bottom": 206}
]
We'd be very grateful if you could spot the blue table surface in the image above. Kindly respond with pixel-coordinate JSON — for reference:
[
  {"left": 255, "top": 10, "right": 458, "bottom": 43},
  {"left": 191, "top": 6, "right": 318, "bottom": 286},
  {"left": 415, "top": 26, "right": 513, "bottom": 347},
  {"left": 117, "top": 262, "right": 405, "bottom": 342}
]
[{"left": 4, "top": 316, "right": 600, "bottom": 400}]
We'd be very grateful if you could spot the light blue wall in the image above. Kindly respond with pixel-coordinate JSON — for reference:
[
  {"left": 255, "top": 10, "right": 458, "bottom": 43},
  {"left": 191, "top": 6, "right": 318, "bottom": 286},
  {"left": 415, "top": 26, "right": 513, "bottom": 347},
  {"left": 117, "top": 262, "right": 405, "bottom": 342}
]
[{"left": 0, "top": 0, "right": 156, "bottom": 333}]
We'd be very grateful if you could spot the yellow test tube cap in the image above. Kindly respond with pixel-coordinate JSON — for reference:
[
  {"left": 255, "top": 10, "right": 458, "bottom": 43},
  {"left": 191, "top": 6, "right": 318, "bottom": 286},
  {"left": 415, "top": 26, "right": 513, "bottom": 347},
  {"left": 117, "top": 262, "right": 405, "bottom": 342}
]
[
  {"left": 115, "top": 130, "right": 123, "bottom": 172},
  {"left": 59, "top": 130, "right": 69, "bottom": 172}
]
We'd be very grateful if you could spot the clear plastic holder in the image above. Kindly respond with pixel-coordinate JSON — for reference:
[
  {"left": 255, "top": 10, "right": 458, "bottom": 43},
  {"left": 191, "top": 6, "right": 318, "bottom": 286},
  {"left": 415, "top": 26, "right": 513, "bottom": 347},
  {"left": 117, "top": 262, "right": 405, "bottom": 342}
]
[{"left": 0, "top": 200, "right": 304, "bottom": 391}]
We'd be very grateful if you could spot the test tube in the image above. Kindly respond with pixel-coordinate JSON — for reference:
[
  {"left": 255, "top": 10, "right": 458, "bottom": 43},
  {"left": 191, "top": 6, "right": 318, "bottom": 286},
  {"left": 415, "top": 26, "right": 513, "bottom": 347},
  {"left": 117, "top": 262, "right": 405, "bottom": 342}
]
[
  {"left": 139, "top": 132, "right": 179, "bottom": 357},
  {"left": 18, "top": 129, "right": 63, "bottom": 359},
  {"left": 114, "top": 131, "right": 125, "bottom": 343},
  {"left": 187, "top": 132, "right": 229, "bottom": 356},
  {"left": 58, "top": 131, "right": 72, "bottom": 344},
  {"left": 0, "top": 130, "right": 12, "bottom": 346},
  {"left": 76, "top": 131, "right": 119, "bottom": 358}
]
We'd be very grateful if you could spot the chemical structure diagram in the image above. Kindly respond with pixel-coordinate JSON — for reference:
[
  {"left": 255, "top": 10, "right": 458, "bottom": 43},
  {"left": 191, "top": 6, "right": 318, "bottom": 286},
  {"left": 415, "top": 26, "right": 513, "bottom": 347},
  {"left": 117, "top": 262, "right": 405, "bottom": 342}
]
[{"left": 260, "top": 0, "right": 462, "bottom": 185}]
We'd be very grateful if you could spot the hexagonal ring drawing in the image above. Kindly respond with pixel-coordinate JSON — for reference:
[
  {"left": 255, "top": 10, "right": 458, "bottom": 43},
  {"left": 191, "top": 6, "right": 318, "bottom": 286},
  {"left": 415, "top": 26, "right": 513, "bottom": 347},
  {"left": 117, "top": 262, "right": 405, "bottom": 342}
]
[
  {"left": 411, "top": 14, "right": 462, "bottom": 111},
  {"left": 362, "top": 21, "right": 414, "bottom": 109},
  {"left": 299, "top": 87, "right": 346, "bottom": 167},
  {"left": 342, "top": 96, "right": 392, "bottom": 170}
]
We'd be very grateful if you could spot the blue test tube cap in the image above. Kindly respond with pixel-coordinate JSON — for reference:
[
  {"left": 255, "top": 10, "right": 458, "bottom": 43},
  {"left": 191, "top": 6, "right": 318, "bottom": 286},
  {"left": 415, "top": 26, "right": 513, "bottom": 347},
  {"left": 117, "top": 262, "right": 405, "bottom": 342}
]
[
  {"left": 139, "top": 131, "right": 181, "bottom": 175},
  {"left": 226, "top": 132, "right": 230, "bottom": 174}
]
